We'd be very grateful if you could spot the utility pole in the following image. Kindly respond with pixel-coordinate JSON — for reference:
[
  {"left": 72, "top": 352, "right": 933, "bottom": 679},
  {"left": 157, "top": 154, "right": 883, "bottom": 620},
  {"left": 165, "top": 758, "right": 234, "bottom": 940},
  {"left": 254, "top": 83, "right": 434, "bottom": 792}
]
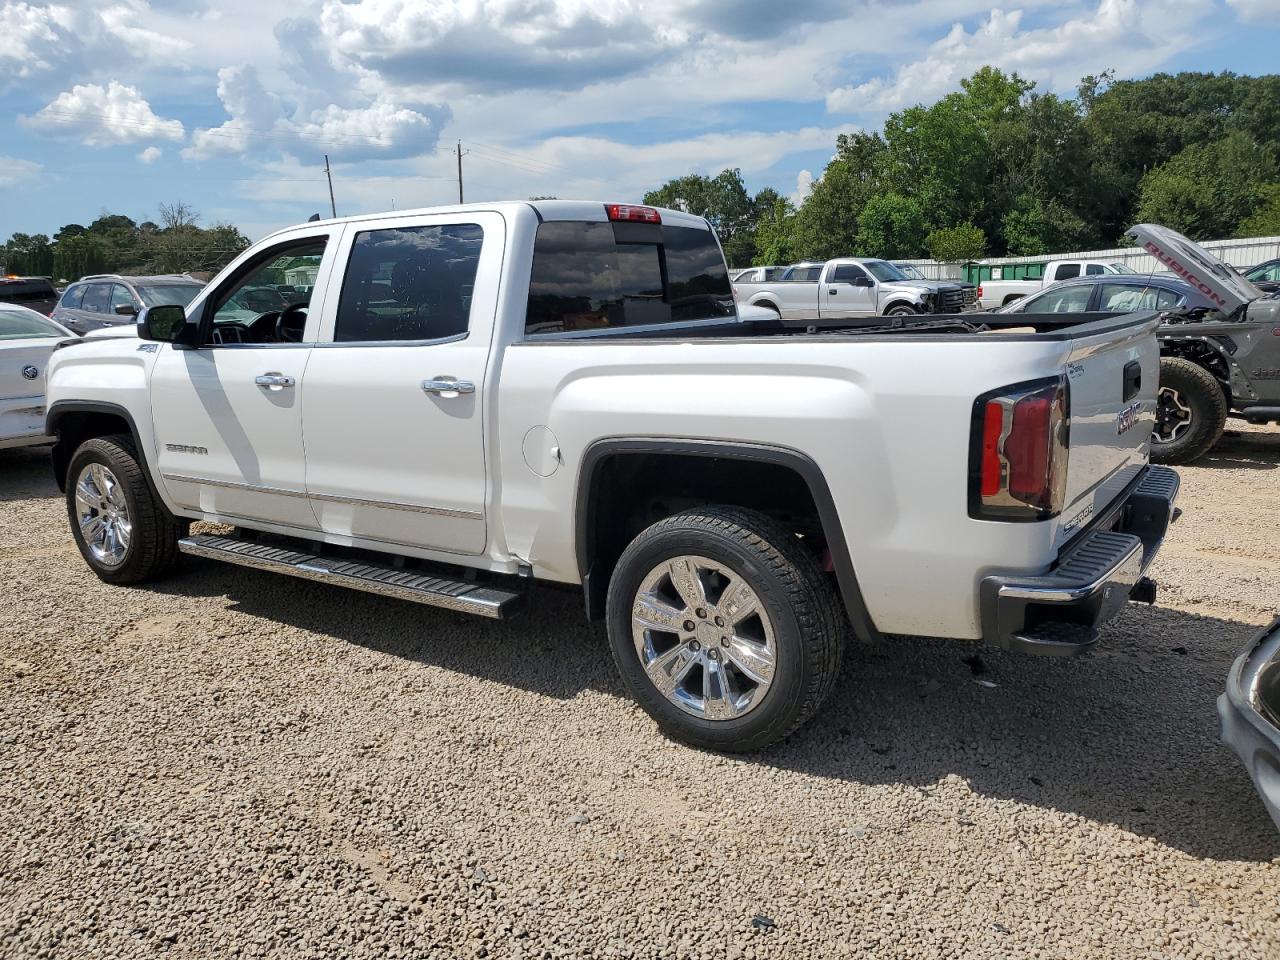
[
  {"left": 323, "top": 154, "right": 337, "bottom": 218},
  {"left": 456, "top": 140, "right": 466, "bottom": 204}
]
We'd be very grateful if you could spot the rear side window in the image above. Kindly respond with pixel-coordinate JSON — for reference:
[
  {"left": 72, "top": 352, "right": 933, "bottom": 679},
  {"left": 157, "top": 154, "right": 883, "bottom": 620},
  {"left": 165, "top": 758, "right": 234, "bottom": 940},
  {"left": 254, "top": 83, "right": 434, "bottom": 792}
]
[
  {"left": 336, "top": 223, "right": 483, "bottom": 342},
  {"left": 1085, "top": 263, "right": 1104, "bottom": 276},
  {"left": 1097, "top": 284, "right": 1182, "bottom": 311},
  {"left": 525, "top": 221, "right": 733, "bottom": 335},
  {"left": 1054, "top": 264, "right": 1081, "bottom": 280},
  {"left": 0, "top": 278, "right": 56, "bottom": 304},
  {"left": 788, "top": 266, "right": 822, "bottom": 282},
  {"left": 1032, "top": 284, "right": 1092, "bottom": 313},
  {"left": 81, "top": 283, "right": 112, "bottom": 313},
  {"left": 59, "top": 285, "right": 85, "bottom": 310},
  {"left": 0, "top": 308, "right": 62, "bottom": 339}
]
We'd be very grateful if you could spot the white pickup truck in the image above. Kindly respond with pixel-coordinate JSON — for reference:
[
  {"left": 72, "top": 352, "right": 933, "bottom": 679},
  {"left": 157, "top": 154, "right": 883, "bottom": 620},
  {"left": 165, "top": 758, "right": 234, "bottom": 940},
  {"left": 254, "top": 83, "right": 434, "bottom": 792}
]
[
  {"left": 978, "top": 259, "right": 1138, "bottom": 309},
  {"left": 734, "top": 258, "right": 975, "bottom": 319},
  {"left": 44, "top": 200, "right": 1179, "bottom": 751}
]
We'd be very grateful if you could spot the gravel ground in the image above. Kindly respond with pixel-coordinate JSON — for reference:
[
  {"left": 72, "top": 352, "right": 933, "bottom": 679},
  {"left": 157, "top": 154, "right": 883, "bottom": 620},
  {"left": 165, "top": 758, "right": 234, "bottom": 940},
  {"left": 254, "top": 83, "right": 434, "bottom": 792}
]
[{"left": 2, "top": 425, "right": 1279, "bottom": 959}]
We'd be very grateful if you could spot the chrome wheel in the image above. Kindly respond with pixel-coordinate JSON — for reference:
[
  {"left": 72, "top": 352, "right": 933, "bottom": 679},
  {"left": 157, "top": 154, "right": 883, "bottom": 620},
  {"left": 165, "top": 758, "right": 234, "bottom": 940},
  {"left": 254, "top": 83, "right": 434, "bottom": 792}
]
[
  {"left": 1154, "top": 386, "right": 1193, "bottom": 444},
  {"left": 74, "top": 463, "right": 132, "bottom": 567},
  {"left": 630, "top": 555, "right": 776, "bottom": 721}
]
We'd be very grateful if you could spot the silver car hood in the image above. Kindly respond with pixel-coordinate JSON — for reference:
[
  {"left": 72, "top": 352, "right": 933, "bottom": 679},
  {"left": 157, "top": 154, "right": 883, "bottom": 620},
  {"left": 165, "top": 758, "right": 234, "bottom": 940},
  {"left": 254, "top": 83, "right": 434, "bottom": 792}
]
[{"left": 1126, "top": 223, "right": 1263, "bottom": 313}]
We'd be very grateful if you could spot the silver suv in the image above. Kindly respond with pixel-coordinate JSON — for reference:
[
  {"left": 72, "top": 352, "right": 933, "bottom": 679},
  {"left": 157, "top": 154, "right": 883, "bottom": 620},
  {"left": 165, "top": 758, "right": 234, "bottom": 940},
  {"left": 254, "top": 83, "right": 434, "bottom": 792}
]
[{"left": 52, "top": 274, "right": 204, "bottom": 336}]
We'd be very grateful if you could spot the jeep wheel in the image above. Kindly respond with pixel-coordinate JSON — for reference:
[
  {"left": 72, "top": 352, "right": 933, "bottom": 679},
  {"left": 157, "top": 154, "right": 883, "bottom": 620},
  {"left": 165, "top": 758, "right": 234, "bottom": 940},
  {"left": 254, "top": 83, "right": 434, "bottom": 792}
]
[
  {"left": 1150, "top": 357, "right": 1227, "bottom": 465},
  {"left": 605, "top": 506, "right": 844, "bottom": 752},
  {"left": 66, "top": 434, "right": 184, "bottom": 584}
]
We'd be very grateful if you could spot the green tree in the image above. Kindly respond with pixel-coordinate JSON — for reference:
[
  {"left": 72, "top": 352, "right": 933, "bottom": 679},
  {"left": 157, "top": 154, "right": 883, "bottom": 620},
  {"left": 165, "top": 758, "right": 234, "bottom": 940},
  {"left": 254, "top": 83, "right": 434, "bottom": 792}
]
[
  {"left": 1136, "top": 132, "right": 1278, "bottom": 239},
  {"left": 855, "top": 193, "right": 928, "bottom": 258},
  {"left": 925, "top": 223, "right": 987, "bottom": 262},
  {"left": 1241, "top": 184, "right": 1280, "bottom": 236},
  {"left": 751, "top": 196, "right": 798, "bottom": 265},
  {"left": 790, "top": 131, "right": 886, "bottom": 259}
]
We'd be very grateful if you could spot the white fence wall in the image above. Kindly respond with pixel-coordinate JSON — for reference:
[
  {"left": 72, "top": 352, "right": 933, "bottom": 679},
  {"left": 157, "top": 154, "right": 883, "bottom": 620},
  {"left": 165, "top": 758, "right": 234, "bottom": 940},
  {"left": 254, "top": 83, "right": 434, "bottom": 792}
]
[{"left": 894, "top": 234, "right": 1280, "bottom": 280}]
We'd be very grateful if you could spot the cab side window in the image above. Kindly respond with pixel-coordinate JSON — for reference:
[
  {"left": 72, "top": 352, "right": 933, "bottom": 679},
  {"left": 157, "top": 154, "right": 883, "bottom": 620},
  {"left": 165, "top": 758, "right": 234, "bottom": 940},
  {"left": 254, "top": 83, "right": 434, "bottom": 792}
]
[
  {"left": 1085, "top": 264, "right": 1105, "bottom": 276},
  {"left": 110, "top": 284, "right": 136, "bottom": 313},
  {"left": 831, "top": 264, "right": 868, "bottom": 283},
  {"left": 1054, "top": 263, "right": 1081, "bottom": 280},
  {"left": 335, "top": 223, "right": 484, "bottom": 343}
]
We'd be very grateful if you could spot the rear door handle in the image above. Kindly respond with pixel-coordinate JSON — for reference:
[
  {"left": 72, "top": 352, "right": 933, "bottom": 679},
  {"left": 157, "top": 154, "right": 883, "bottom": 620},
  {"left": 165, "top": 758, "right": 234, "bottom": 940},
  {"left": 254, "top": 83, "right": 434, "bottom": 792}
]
[
  {"left": 255, "top": 373, "right": 295, "bottom": 389},
  {"left": 422, "top": 377, "right": 475, "bottom": 397},
  {"left": 1122, "top": 360, "right": 1142, "bottom": 402}
]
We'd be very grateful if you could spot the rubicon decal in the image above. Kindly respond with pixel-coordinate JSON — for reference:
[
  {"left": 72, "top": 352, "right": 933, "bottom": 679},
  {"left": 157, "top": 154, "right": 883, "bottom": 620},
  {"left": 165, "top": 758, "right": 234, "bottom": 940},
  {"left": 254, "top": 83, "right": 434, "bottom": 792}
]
[
  {"left": 1117, "top": 401, "right": 1143, "bottom": 435},
  {"left": 1142, "top": 241, "right": 1227, "bottom": 308}
]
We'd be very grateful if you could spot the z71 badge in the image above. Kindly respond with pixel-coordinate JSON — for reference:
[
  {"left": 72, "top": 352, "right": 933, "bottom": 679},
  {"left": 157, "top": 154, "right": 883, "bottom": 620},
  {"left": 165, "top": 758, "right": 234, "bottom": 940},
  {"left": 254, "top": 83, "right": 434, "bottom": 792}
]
[{"left": 1116, "top": 400, "right": 1143, "bottom": 435}]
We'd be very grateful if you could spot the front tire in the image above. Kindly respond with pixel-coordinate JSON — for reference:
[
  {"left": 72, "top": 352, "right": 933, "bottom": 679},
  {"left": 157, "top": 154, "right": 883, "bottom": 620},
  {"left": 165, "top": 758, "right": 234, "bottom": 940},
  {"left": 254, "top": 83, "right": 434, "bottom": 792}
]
[
  {"left": 66, "top": 434, "right": 184, "bottom": 584},
  {"left": 886, "top": 303, "right": 918, "bottom": 317},
  {"left": 1151, "top": 357, "right": 1227, "bottom": 465},
  {"left": 605, "top": 506, "right": 844, "bottom": 752}
]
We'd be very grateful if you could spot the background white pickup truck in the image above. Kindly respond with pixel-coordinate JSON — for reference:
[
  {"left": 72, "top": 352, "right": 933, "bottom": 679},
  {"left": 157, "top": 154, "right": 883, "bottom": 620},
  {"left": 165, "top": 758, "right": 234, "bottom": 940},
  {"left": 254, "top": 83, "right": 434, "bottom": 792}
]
[
  {"left": 735, "top": 257, "right": 973, "bottom": 319},
  {"left": 978, "top": 259, "right": 1138, "bottom": 309},
  {"left": 44, "top": 200, "right": 1178, "bottom": 751}
]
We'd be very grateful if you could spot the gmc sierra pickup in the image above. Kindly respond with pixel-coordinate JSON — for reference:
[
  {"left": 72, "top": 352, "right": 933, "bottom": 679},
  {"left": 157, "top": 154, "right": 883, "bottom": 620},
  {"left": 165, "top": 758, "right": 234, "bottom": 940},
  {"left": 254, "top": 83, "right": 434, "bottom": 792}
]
[{"left": 45, "top": 200, "right": 1178, "bottom": 751}]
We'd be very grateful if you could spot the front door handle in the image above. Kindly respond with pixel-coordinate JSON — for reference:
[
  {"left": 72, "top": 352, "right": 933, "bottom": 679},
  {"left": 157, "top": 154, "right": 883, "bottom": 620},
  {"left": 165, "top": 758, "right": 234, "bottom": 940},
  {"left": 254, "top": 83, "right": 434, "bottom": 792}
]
[
  {"left": 255, "top": 373, "right": 296, "bottom": 390},
  {"left": 422, "top": 377, "right": 475, "bottom": 397}
]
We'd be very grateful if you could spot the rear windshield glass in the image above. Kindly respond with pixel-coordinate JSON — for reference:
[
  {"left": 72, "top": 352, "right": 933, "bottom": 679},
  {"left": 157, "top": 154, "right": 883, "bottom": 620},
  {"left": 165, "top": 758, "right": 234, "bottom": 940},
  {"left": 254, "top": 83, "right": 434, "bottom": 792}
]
[
  {"left": 135, "top": 284, "right": 203, "bottom": 308},
  {"left": 0, "top": 308, "right": 62, "bottom": 339},
  {"left": 525, "top": 220, "right": 733, "bottom": 335},
  {"left": 0, "top": 278, "right": 56, "bottom": 304}
]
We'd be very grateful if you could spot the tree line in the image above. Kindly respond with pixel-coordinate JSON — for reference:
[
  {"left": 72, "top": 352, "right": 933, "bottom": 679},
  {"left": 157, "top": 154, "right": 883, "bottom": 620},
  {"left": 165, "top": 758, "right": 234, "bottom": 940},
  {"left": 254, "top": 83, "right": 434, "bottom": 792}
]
[
  {"left": 1, "top": 202, "right": 251, "bottom": 280},
  {"left": 644, "top": 68, "right": 1280, "bottom": 267}
]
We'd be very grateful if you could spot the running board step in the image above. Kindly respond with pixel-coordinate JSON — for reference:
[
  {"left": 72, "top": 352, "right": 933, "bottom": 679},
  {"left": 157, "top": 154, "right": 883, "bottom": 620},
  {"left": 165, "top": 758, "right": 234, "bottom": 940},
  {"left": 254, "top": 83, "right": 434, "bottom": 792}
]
[{"left": 178, "top": 534, "right": 522, "bottom": 619}]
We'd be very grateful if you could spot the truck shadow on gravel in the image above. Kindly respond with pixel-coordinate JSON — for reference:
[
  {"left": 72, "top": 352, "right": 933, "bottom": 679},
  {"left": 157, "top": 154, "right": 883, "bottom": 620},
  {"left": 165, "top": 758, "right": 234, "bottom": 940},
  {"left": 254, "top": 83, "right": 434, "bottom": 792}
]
[
  {"left": 152, "top": 557, "right": 1278, "bottom": 864},
  {"left": 0, "top": 446, "right": 58, "bottom": 501},
  {"left": 1194, "top": 429, "right": 1279, "bottom": 470}
]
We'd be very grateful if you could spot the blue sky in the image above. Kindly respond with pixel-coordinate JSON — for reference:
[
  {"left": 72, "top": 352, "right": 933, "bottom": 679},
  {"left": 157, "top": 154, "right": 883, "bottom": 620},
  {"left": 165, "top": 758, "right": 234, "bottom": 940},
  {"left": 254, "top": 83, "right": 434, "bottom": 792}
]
[{"left": 3, "top": 0, "right": 1279, "bottom": 242}]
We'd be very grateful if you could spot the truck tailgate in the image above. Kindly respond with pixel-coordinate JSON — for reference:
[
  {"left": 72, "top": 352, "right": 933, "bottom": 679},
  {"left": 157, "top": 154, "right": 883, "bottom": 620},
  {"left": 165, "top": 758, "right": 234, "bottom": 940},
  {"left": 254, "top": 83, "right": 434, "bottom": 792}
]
[{"left": 1054, "top": 316, "right": 1160, "bottom": 547}]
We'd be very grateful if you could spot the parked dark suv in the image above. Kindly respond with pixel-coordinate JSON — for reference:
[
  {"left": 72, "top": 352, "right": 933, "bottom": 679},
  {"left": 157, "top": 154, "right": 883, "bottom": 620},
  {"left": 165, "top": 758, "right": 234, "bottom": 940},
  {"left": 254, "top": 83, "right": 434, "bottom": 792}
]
[
  {"left": 0, "top": 276, "right": 59, "bottom": 316},
  {"left": 52, "top": 274, "right": 205, "bottom": 336}
]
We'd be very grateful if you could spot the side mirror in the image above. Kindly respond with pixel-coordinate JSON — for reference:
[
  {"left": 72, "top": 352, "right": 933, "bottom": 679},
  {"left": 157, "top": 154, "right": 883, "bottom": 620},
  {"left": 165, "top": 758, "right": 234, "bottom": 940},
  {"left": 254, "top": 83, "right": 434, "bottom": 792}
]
[
  {"left": 114, "top": 303, "right": 138, "bottom": 316},
  {"left": 853, "top": 276, "right": 874, "bottom": 287},
  {"left": 137, "top": 304, "right": 191, "bottom": 344}
]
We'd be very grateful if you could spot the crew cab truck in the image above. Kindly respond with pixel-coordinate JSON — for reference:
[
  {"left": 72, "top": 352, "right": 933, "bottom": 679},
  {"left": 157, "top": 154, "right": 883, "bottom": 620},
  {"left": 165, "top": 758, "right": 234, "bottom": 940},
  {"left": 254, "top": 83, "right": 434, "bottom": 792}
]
[
  {"left": 45, "top": 201, "right": 1179, "bottom": 752},
  {"left": 735, "top": 257, "right": 972, "bottom": 319},
  {"left": 977, "top": 260, "right": 1137, "bottom": 310}
]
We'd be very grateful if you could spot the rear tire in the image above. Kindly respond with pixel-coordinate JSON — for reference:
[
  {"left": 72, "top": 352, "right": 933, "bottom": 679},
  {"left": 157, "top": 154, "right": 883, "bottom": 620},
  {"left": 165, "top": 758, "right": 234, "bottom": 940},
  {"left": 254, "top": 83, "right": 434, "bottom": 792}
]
[
  {"left": 1151, "top": 357, "right": 1227, "bottom": 465},
  {"left": 605, "top": 506, "right": 844, "bottom": 752},
  {"left": 66, "top": 434, "right": 184, "bottom": 584}
]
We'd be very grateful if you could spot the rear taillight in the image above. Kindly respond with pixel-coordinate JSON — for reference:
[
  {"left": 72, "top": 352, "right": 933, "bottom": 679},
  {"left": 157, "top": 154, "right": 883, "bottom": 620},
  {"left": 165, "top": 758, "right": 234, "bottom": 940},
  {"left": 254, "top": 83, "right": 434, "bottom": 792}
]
[
  {"left": 976, "top": 284, "right": 984, "bottom": 300},
  {"left": 970, "top": 377, "right": 1069, "bottom": 520},
  {"left": 605, "top": 203, "right": 661, "bottom": 223}
]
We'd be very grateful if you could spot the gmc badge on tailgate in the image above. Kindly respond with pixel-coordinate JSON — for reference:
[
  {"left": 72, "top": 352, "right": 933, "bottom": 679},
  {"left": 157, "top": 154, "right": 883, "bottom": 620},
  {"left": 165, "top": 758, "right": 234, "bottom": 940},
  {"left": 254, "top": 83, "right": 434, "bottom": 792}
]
[{"left": 1117, "top": 401, "right": 1143, "bottom": 435}]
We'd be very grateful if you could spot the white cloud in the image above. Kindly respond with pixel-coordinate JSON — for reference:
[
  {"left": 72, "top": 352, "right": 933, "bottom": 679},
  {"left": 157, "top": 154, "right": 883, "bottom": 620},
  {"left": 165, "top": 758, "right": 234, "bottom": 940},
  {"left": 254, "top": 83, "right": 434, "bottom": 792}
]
[
  {"left": 0, "top": 156, "right": 42, "bottom": 188},
  {"left": 184, "top": 65, "right": 448, "bottom": 162},
  {"left": 22, "top": 81, "right": 185, "bottom": 146},
  {"left": 0, "top": 1, "right": 193, "bottom": 91},
  {"left": 138, "top": 146, "right": 163, "bottom": 163},
  {"left": 827, "top": 0, "right": 1215, "bottom": 114},
  {"left": 1226, "top": 0, "right": 1280, "bottom": 21},
  {"left": 790, "top": 169, "right": 814, "bottom": 206}
]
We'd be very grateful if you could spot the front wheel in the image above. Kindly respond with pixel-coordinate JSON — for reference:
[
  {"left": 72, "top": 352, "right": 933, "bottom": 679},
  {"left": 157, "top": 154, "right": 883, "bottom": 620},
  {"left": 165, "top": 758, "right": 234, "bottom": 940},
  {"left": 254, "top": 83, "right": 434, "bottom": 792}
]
[
  {"left": 886, "top": 304, "right": 918, "bottom": 317},
  {"left": 66, "top": 434, "right": 184, "bottom": 584},
  {"left": 1150, "top": 357, "right": 1227, "bottom": 465},
  {"left": 605, "top": 506, "right": 844, "bottom": 752}
]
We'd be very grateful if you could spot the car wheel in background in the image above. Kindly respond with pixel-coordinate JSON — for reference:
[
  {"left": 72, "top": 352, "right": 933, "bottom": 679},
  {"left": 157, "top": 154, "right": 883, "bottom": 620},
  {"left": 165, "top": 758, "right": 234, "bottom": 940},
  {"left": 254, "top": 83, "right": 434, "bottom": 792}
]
[
  {"left": 1150, "top": 357, "right": 1228, "bottom": 465},
  {"left": 605, "top": 505, "right": 844, "bottom": 752}
]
